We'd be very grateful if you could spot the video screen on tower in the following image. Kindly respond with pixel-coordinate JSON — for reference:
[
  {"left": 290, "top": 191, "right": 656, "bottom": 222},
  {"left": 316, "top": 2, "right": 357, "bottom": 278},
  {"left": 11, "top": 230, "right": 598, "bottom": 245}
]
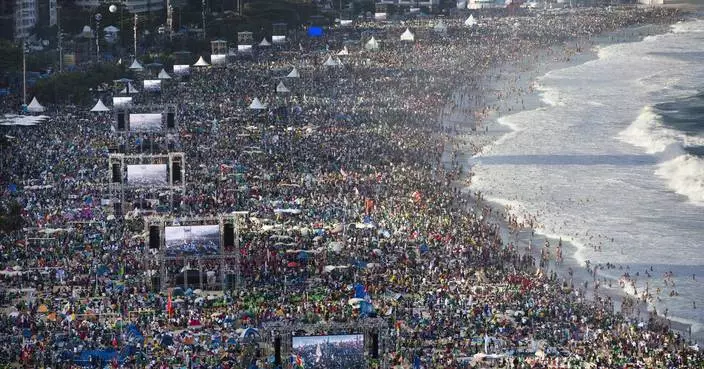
[
  {"left": 113, "top": 96, "right": 133, "bottom": 107},
  {"left": 164, "top": 225, "right": 220, "bottom": 256},
  {"left": 173, "top": 65, "right": 190, "bottom": 76},
  {"left": 143, "top": 79, "right": 162, "bottom": 92},
  {"left": 129, "top": 113, "right": 162, "bottom": 132},
  {"left": 126, "top": 164, "right": 168, "bottom": 187},
  {"left": 291, "top": 334, "right": 364, "bottom": 369}
]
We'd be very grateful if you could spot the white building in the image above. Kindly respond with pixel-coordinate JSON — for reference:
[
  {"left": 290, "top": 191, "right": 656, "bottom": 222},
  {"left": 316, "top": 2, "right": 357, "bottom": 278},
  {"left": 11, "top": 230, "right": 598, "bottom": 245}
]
[
  {"left": 73, "top": 0, "right": 164, "bottom": 14},
  {"left": 9, "top": 0, "right": 56, "bottom": 40}
]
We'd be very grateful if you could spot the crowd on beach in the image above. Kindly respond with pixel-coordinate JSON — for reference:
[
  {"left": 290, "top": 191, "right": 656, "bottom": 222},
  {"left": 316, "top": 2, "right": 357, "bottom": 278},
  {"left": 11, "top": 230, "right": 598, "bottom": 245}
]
[{"left": 1, "top": 5, "right": 702, "bottom": 369}]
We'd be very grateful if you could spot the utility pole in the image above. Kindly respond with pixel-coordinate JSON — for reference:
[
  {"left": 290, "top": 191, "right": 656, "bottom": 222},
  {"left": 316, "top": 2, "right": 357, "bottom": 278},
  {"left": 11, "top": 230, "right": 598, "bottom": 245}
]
[
  {"left": 95, "top": 13, "right": 102, "bottom": 62},
  {"left": 202, "top": 0, "right": 206, "bottom": 39}
]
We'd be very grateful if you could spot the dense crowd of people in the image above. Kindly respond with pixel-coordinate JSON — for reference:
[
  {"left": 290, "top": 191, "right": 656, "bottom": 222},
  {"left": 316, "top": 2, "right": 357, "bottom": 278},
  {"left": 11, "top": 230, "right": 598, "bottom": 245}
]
[{"left": 1, "top": 5, "right": 702, "bottom": 369}]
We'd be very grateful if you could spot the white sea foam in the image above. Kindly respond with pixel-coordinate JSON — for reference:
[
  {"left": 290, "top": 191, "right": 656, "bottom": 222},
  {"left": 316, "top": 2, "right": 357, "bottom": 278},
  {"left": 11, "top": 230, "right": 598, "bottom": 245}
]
[
  {"left": 655, "top": 154, "right": 704, "bottom": 205},
  {"left": 470, "top": 17, "right": 704, "bottom": 334},
  {"left": 617, "top": 106, "right": 685, "bottom": 154}
]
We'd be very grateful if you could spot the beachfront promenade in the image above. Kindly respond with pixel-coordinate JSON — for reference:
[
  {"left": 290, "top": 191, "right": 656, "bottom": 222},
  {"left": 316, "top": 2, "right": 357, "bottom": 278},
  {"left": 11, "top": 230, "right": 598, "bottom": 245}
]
[{"left": 0, "top": 6, "right": 702, "bottom": 369}]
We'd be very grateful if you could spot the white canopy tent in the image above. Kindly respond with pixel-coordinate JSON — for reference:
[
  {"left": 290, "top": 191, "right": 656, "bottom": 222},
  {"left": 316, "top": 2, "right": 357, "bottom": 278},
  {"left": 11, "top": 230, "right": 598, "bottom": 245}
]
[
  {"left": 400, "top": 28, "right": 415, "bottom": 42},
  {"left": 249, "top": 98, "right": 267, "bottom": 110},
  {"left": 323, "top": 55, "right": 339, "bottom": 67},
  {"left": 465, "top": 14, "right": 478, "bottom": 27},
  {"left": 276, "top": 81, "right": 290, "bottom": 93},
  {"left": 434, "top": 20, "right": 448, "bottom": 33},
  {"left": 365, "top": 37, "right": 379, "bottom": 51},
  {"left": 193, "top": 56, "right": 210, "bottom": 67},
  {"left": 157, "top": 69, "right": 172, "bottom": 79},
  {"left": 259, "top": 38, "right": 271, "bottom": 47},
  {"left": 286, "top": 67, "right": 300, "bottom": 78},
  {"left": 119, "top": 82, "right": 139, "bottom": 94},
  {"left": 90, "top": 99, "right": 110, "bottom": 112},
  {"left": 27, "top": 97, "right": 45, "bottom": 112},
  {"left": 337, "top": 46, "right": 349, "bottom": 56},
  {"left": 128, "top": 59, "right": 144, "bottom": 71}
]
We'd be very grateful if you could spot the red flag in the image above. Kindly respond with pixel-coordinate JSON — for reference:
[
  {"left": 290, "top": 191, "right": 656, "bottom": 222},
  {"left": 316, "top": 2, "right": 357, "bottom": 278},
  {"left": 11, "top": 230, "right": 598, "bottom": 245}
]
[
  {"left": 112, "top": 335, "right": 118, "bottom": 348},
  {"left": 167, "top": 289, "right": 173, "bottom": 317}
]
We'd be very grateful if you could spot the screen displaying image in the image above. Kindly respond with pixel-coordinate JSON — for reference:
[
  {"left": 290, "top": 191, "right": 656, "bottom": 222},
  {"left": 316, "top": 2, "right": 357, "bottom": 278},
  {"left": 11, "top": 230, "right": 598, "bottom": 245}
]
[
  {"left": 143, "top": 79, "right": 162, "bottom": 92},
  {"left": 237, "top": 45, "right": 252, "bottom": 52},
  {"left": 211, "top": 54, "right": 227, "bottom": 65},
  {"left": 174, "top": 65, "right": 190, "bottom": 76},
  {"left": 113, "top": 96, "right": 133, "bottom": 107},
  {"left": 129, "top": 113, "right": 162, "bottom": 132},
  {"left": 292, "top": 335, "right": 364, "bottom": 369},
  {"left": 272, "top": 35, "right": 286, "bottom": 44},
  {"left": 126, "top": 164, "right": 167, "bottom": 187},
  {"left": 164, "top": 225, "right": 220, "bottom": 256}
]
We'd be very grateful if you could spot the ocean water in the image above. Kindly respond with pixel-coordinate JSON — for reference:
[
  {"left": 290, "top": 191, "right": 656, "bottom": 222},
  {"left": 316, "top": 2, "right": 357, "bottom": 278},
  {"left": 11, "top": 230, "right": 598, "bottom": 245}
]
[{"left": 470, "top": 17, "right": 704, "bottom": 337}]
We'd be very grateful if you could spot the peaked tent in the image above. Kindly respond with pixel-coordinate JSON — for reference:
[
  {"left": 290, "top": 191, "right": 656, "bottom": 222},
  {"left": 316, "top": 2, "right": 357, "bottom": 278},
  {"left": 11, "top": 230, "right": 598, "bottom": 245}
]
[
  {"left": 128, "top": 59, "right": 144, "bottom": 71},
  {"left": 337, "top": 46, "right": 349, "bottom": 56},
  {"left": 193, "top": 56, "right": 210, "bottom": 67},
  {"left": 334, "top": 57, "right": 344, "bottom": 67},
  {"left": 276, "top": 81, "right": 290, "bottom": 93},
  {"left": 27, "top": 97, "right": 45, "bottom": 112},
  {"left": 249, "top": 98, "right": 267, "bottom": 110},
  {"left": 157, "top": 69, "right": 172, "bottom": 79},
  {"left": 119, "top": 82, "right": 139, "bottom": 94},
  {"left": 90, "top": 99, "right": 110, "bottom": 112},
  {"left": 465, "top": 15, "right": 477, "bottom": 27},
  {"left": 323, "top": 56, "right": 338, "bottom": 67},
  {"left": 286, "top": 67, "right": 300, "bottom": 78},
  {"left": 365, "top": 37, "right": 379, "bottom": 51},
  {"left": 434, "top": 20, "right": 448, "bottom": 33},
  {"left": 400, "top": 28, "right": 415, "bottom": 42},
  {"left": 259, "top": 38, "right": 271, "bottom": 47}
]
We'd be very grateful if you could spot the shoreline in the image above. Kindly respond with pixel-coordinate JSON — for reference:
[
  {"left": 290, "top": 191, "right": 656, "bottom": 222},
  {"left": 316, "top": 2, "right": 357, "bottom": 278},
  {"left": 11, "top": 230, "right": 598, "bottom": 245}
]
[{"left": 443, "top": 20, "right": 704, "bottom": 343}]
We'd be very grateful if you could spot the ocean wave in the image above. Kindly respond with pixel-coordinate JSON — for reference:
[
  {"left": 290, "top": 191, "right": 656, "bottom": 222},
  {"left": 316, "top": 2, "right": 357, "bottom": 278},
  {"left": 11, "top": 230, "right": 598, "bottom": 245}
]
[
  {"left": 535, "top": 83, "right": 563, "bottom": 107},
  {"left": 655, "top": 154, "right": 704, "bottom": 205},
  {"left": 617, "top": 106, "right": 685, "bottom": 154}
]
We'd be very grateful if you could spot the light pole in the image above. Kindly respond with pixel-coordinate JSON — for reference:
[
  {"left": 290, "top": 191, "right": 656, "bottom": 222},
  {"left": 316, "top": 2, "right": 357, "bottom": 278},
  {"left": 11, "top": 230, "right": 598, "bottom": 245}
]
[
  {"left": 134, "top": 13, "right": 138, "bottom": 58},
  {"left": 22, "top": 39, "right": 26, "bottom": 107},
  {"left": 95, "top": 12, "right": 102, "bottom": 62},
  {"left": 57, "top": 5, "right": 62, "bottom": 72}
]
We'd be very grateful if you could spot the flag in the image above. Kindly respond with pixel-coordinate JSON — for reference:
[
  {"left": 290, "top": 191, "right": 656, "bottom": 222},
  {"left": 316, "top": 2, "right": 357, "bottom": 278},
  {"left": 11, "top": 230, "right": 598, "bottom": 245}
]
[{"left": 167, "top": 289, "right": 173, "bottom": 317}]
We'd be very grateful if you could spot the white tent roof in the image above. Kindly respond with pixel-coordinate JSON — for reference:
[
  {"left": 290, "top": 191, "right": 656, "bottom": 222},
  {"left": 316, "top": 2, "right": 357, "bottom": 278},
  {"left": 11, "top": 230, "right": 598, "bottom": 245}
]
[
  {"left": 276, "top": 81, "right": 290, "bottom": 93},
  {"left": 365, "top": 37, "right": 379, "bottom": 51},
  {"left": 400, "top": 28, "right": 415, "bottom": 41},
  {"left": 465, "top": 15, "right": 477, "bottom": 27},
  {"left": 259, "top": 38, "right": 271, "bottom": 46},
  {"left": 90, "top": 99, "right": 110, "bottom": 112},
  {"left": 249, "top": 98, "right": 267, "bottom": 110},
  {"left": 157, "top": 69, "right": 172, "bottom": 79},
  {"left": 193, "top": 56, "right": 209, "bottom": 67},
  {"left": 119, "top": 82, "right": 139, "bottom": 94},
  {"left": 434, "top": 20, "right": 448, "bottom": 33},
  {"left": 128, "top": 59, "right": 144, "bottom": 71},
  {"left": 337, "top": 46, "right": 349, "bottom": 56},
  {"left": 27, "top": 97, "right": 45, "bottom": 112},
  {"left": 323, "top": 55, "right": 339, "bottom": 67},
  {"left": 286, "top": 67, "right": 300, "bottom": 78}
]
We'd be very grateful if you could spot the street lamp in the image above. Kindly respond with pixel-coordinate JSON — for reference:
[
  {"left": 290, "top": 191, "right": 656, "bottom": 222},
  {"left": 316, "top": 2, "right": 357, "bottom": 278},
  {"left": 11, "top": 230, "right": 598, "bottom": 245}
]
[{"left": 95, "top": 12, "right": 102, "bottom": 61}]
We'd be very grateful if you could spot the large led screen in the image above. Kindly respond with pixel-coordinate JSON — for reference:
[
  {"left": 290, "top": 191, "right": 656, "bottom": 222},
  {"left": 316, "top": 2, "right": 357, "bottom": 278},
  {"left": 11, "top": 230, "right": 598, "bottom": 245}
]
[
  {"left": 237, "top": 45, "right": 252, "bottom": 52},
  {"left": 174, "top": 65, "right": 190, "bottom": 76},
  {"left": 164, "top": 225, "right": 220, "bottom": 256},
  {"left": 113, "top": 96, "right": 133, "bottom": 107},
  {"left": 292, "top": 335, "right": 364, "bottom": 369},
  {"left": 143, "top": 79, "right": 162, "bottom": 92},
  {"left": 129, "top": 113, "right": 162, "bottom": 132},
  {"left": 126, "top": 164, "right": 168, "bottom": 187},
  {"left": 211, "top": 54, "right": 227, "bottom": 65},
  {"left": 272, "top": 35, "right": 286, "bottom": 44}
]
